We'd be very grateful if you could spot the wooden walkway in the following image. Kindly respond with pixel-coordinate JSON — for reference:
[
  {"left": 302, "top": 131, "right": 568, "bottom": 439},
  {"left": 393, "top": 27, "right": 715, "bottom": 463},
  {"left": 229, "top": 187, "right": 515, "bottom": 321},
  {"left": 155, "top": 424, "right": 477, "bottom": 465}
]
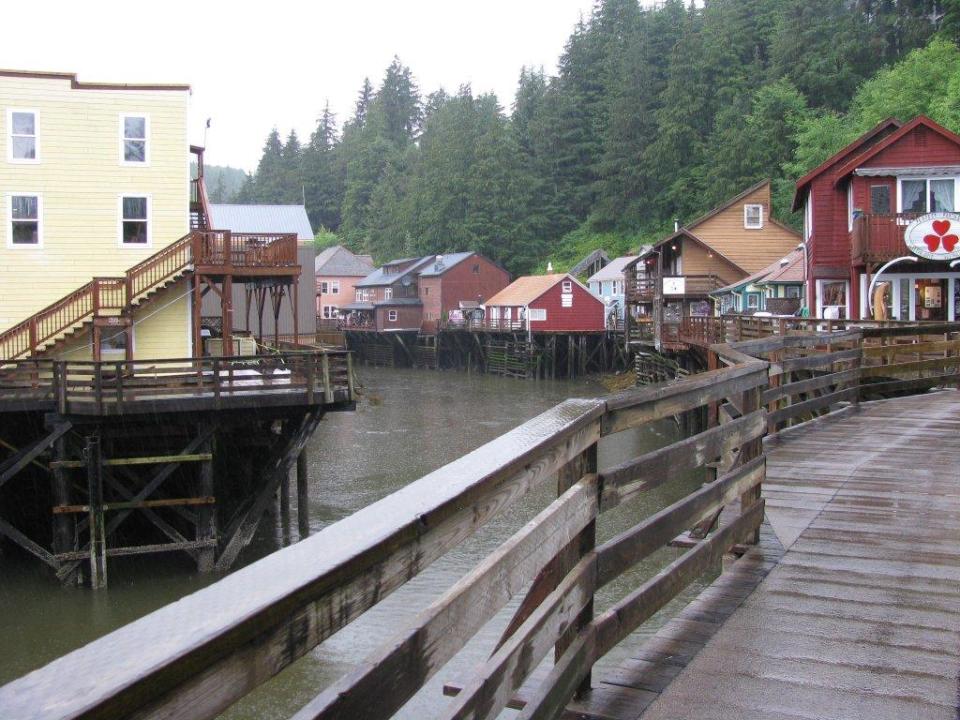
[{"left": 577, "top": 390, "right": 960, "bottom": 720}]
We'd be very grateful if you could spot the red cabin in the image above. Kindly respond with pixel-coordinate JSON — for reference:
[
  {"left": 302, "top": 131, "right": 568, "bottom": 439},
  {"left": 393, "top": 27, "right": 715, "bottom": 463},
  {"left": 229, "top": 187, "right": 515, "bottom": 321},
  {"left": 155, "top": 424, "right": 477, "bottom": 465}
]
[
  {"left": 794, "top": 115, "right": 960, "bottom": 321},
  {"left": 484, "top": 274, "right": 605, "bottom": 332}
]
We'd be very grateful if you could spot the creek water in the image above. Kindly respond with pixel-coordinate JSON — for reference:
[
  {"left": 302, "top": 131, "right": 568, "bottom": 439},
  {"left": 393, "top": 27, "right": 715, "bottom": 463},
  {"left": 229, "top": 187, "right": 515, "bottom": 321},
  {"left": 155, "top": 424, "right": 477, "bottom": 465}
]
[{"left": 0, "top": 366, "right": 709, "bottom": 718}]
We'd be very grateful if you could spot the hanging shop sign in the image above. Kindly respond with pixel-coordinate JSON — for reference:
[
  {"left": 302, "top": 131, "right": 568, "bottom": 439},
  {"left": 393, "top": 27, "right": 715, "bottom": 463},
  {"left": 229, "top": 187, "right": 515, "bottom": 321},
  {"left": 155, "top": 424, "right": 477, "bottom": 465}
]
[{"left": 904, "top": 212, "right": 960, "bottom": 261}]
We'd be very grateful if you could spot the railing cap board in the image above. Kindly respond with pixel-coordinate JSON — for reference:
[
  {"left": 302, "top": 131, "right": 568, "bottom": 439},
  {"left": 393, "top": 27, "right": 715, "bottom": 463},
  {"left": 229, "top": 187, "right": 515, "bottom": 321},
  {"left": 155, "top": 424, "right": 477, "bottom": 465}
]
[{"left": 0, "top": 397, "right": 604, "bottom": 720}]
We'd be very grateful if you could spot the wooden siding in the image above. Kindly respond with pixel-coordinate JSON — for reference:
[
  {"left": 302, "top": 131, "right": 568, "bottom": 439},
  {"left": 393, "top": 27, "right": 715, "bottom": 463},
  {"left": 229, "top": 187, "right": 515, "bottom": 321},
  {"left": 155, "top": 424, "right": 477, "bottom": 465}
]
[
  {"left": 529, "top": 280, "right": 605, "bottom": 332},
  {"left": 0, "top": 75, "right": 190, "bottom": 336},
  {"left": 375, "top": 305, "right": 421, "bottom": 331},
  {"left": 317, "top": 274, "right": 365, "bottom": 316},
  {"left": 438, "top": 254, "right": 510, "bottom": 317},
  {"left": 419, "top": 276, "right": 443, "bottom": 320},
  {"left": 692, "top": 183, "right": 799, "bottom": 274},
  {"left": 680, "top": 237, "right": 744, "bottom": 285}
]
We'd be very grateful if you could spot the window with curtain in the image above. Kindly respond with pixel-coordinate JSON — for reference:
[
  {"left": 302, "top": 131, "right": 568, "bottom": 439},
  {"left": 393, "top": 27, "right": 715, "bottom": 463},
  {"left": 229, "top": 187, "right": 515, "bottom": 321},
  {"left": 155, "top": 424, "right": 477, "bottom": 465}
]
[
  {"left": 930, "top": 179, "right": 955, "bottom": 212},
  {"left": 900, "top": 178, "right": 956, "bottom": 213},
  {"left": 901, "top": 180, "right": 926, "bottom": 213}
]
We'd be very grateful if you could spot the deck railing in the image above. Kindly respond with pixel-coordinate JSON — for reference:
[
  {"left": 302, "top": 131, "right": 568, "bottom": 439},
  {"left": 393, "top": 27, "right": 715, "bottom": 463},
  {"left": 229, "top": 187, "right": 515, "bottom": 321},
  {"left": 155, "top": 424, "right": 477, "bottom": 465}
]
[
  {"left": 6, "top": 323, "right": 960, "bottom": 719},
  {"left": 850, "top": 212, "right": 918, "bottom": 264},
  {"left": 0, "top": 350, "right": 353, "bottom": 415},
  {"left": 0, "top": 231, "right": 300, "bottom": 361}
]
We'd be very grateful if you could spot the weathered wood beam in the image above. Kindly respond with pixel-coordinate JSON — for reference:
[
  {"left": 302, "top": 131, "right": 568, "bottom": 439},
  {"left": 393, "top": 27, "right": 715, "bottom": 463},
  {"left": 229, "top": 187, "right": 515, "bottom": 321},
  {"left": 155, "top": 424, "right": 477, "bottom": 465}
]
[
  {"left": 0, "top": 517, "right": 60, "bottom": 570},
  {"left": 50, "top": 453, "right": 212, "bottom": 469},
  {"left": 0, "top": 421, "right": 72, "bottom": 491},
  {"left": 289, "top": 476, "right": 599, "bottom": 720}
]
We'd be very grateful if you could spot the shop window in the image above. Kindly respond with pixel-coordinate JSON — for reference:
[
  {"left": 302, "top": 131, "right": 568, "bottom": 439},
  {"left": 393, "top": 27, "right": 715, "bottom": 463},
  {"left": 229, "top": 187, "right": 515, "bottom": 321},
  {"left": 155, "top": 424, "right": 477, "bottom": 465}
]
[{"left": 819, "top": 280, "right": 848, "bottom": 319}]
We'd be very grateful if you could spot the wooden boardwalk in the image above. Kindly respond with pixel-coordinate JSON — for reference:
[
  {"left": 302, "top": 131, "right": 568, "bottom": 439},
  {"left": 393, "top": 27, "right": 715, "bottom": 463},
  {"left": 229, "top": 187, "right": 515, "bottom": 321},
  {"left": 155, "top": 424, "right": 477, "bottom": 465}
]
[{"left": 578, "top": 390, "right": 960, "bottom": 720}]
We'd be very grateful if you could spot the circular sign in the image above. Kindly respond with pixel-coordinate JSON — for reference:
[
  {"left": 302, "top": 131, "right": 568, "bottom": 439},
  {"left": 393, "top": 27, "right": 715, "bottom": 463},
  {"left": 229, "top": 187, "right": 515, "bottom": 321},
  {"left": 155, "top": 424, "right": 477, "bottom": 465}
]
[{"left": 904, "top": 212, "right": 960, "bottom": 261}]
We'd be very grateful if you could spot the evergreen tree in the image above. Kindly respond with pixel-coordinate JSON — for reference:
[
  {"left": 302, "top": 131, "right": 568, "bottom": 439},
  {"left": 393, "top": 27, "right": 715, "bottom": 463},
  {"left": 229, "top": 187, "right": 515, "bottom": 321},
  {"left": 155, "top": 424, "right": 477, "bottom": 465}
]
[
  {"left": 304, "top": 102, "right": 343, "bottom": 230},
  {"left": 281, "top": 129, "right": 304, "bottom": 203},
  {"left": 251, "top": 129, "right": 286, "bottom": 203}
]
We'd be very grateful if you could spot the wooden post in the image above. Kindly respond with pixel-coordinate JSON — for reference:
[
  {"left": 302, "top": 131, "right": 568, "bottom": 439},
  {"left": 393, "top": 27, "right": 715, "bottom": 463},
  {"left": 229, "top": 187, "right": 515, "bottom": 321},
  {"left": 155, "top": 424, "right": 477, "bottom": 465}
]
[
  {"left": 85, "top": 436, "right": 107, "bottom": 589},
  {"left": 222, "top": 275, "right": 234, "bottom": 358},
  {"left": 192, "top": 275, "right": 203, "bottom": 361},
  {"left": 739, "top": 386, "right": 763, "bottom": 545},
  {"left": 296, "top": 449, "right": 310, "bottom": 539},
  {"left": 555, "top": 441, "right": 598, "bottom": 698},
  {"left": 293, "top": 276, "right": 300, "bottom": 347},
  {"left": 197, "top": 425, "right": 216, "bottom": 572},
  {"left": 567, "top": 335, "right": 575, "bottom": 379},
  {"left": 51, "top": 435, "right": 78, "bottom": 586}
]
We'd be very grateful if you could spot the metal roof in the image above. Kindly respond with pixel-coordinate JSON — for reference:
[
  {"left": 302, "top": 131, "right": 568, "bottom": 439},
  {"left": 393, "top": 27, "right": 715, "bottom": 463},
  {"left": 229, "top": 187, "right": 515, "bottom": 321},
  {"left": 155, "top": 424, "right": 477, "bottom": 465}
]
[
  {"left": 588, "top": 255, "right": 640, "bottom": 283},
  {"left": 314, "top": 245, "right": 375, "bottom": 276},
  {"left": 208, "top": 204, "right": 314, "bottom": 241},
  {"left": 417, "top": 252, "right": 476, "bottom": 277},
  {"left": 355, "top": 256, "right": 434, "bottom": 288}
]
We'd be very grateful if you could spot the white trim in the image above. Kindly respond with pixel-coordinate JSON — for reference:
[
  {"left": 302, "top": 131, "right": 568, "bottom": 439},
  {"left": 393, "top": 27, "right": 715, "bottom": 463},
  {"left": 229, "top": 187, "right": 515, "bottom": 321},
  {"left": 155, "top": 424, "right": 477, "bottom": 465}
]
[
  {"left": 387, "top": 309, "right": 398, "bottom": 322},
  {"left": 896, "top": 176, "right": 960, "bottom": 213},
  {"left": 7, "top": 108, "right": 40, "bottom": 164},
  {"left": 6, "top": 192, "right": 43, "bottom": 249},
  {"left": 119, "top": 113, "right": 150, "bottom": 166},
  {"left": 815, "top": 279, "right": 850, "bottom": 320},
  {"left": 99, "top": 323, "right": 132, "bottom": 358},
  {"left": 803, "top": 197, "right": 812, "bottom": 241},
  {"left": 744, "top": 203, "right": 764, "bottom": 229},
  {"left": 858, "top": 271, "right": 960, "bottom": 321},
  {"left": 118, "top": 193, "right": 152, "bottom": 248},
  {"left": 187, "top": 279, "right": 194, "bottom": 358},
  {"left": 847, "top": 182, "right": 854, "bottom": 232}
]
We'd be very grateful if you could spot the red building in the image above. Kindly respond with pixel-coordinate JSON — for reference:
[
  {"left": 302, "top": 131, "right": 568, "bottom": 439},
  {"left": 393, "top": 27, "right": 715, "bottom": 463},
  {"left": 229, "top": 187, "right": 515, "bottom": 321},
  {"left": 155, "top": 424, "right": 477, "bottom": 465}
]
[
  {"left": 794, "top": 115, "right": 960, "bottom": 321},
  {"left": 417, "top": 252, "right": 511, "bottom": 325},
  {"left": 484, "top": 274, "right": 605, "bottom": 332}
]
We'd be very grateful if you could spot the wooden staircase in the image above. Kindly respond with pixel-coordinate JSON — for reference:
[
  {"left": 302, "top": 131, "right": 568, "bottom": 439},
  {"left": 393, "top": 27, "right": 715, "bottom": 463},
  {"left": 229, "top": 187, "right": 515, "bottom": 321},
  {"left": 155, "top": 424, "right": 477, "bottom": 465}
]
[{"left": 0, "top": 229, "right": 299, "bottom": 361}]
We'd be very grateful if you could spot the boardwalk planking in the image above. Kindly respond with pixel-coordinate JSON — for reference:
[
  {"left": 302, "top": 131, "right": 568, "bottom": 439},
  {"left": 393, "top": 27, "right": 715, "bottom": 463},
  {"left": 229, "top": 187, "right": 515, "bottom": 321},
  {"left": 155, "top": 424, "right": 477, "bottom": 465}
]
[{"left": 580, "top": 390, "right": 960, "bottom": 720}]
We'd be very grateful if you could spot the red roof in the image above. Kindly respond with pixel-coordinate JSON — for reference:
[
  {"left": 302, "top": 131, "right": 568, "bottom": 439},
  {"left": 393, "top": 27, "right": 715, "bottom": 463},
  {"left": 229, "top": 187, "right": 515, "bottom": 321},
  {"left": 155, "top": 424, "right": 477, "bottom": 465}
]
[
  {"left": 791, "top": 117, "right": 902, "bottom": 211},
  {"left": 485, "top": 274, "right": 593, "bottom": 306}
]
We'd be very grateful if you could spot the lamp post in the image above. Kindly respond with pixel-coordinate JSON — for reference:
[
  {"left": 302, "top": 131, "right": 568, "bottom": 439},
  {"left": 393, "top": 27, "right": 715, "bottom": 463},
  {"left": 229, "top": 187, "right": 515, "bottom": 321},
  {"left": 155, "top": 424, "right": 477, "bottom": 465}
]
[{"left": 868, "top": 256, "right": 919, "bottom": 318}]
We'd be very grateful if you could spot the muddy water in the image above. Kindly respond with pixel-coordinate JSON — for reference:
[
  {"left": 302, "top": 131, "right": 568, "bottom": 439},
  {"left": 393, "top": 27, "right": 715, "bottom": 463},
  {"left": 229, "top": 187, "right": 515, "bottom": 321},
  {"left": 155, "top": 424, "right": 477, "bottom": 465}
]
[{"left": 0, "top": 367, "right": 708, "bottom": 718}]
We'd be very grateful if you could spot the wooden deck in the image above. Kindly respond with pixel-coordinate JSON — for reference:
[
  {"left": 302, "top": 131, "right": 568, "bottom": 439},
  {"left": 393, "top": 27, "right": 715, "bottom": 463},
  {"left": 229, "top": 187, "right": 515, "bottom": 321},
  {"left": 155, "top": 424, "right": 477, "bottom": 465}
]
[{"left": 578, "top": 390, "right": 960, "bottom": 720}]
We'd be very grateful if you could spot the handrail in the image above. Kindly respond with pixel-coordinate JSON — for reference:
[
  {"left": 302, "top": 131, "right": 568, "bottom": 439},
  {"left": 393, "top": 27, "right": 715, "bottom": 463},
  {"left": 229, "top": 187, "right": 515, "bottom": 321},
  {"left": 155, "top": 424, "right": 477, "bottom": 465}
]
[
  {"left": 0, "top": 230, "right": 300, "bottom": 360},
  {"left": 5, "top": 323, "right": 960, "bottom": 719}
]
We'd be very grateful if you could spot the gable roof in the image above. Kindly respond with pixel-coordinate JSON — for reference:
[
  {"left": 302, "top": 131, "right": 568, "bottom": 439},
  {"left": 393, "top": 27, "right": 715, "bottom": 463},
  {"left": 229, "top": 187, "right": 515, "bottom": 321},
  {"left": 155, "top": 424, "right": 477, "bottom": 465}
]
[
  {"left": 651, "top": 228, "right": 749, "bottom": 276},
  {"left": 485, "top": 274, "right": 598, "bottom": 307},
  {"left": 713, "top": 248, "right": 803, "bottom": 294},
  {"left": 685, "top": 179, "right": 771, "bottom": 230},
  {"left": 588, "top": 255, "right": 640, "bottom": 283},
  {"left": 208, "top": 204, "right": 314, "bottom": 240},
  {"left": 314, "top": 245, "right": 375, "bottom": 276},
  {"left": 417, "top": 252, "right": 477, "bottom": 277},
  {"left": 791, "top": 117, "right": 903, "bottom": 211},
  {"left": 355, "top": 256, "right": 435, "bottom": 288},
  {"left": 569, "top": 249, "right": 610, "bottom": 277},
  {"left": 831, "top": 115, "right": 960, "bottom": 185}
]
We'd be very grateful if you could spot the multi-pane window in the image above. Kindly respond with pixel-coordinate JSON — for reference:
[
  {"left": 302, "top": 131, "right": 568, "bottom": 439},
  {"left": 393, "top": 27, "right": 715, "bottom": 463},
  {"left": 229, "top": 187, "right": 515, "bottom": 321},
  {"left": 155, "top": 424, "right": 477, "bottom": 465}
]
[
  {"left": 120, "top": 196, "right": 149, "bottom": 245},
  {"left": 901, "top": 178, "right": 955, "bottom": 213},
  {"left": 9, "top": 110, "right": 38, "bottom": 161},
  {"left": 329, "top": 280, "right": 339, "bottom": 295},
  {"left": 744, "top": 204, "right": 763, "bottom": 229},
  {"left": 322, "top": 305, "right": 338, "bottom": 319},
  {"left": 387, "top": 310, "right": 398, "bottom": 322},
  {"left": 384, "top": 287, "right": 393, "bottom": 300},
  {"left": 121, "top": 115, "right": 148, "bottom": 164},
  {"left": 9, "top": 194, "right": 41, "bottom": 246}
]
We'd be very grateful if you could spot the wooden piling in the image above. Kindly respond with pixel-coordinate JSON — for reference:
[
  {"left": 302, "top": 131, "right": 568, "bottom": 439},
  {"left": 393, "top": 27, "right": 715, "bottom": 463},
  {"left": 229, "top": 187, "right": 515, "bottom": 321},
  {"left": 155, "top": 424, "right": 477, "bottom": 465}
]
[
  {"left": 197, "top": 426, "right": 216, "bottom": 572},
  {"left": 51, "top": 435, "right": 78, "bottom": 585},
  {"left": 85, "top": 436, "right": 107, "bottom": 589},
  {"left": 297, "top": 449, "right": 310, "bottom": 539}
]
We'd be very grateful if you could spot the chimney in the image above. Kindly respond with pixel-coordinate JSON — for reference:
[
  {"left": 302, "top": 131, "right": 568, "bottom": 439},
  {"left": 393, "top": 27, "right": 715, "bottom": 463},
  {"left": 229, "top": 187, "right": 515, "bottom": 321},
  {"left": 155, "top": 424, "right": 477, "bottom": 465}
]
[
  {"left": 434, "top": 254, "right": 444, "bottom": 272},
  {"left": 674, "top": 218, "right": 680, "bottom": 233},
  {"left": 547, "top": 261, "right": 554, "bottom": 273}
]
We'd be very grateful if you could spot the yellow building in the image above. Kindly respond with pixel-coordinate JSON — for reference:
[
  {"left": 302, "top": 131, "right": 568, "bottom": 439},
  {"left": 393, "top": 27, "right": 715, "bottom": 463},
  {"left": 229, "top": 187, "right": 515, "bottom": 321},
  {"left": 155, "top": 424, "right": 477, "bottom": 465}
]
[{"left": 0, "top": 70, "right": 301, "bottom": 362}]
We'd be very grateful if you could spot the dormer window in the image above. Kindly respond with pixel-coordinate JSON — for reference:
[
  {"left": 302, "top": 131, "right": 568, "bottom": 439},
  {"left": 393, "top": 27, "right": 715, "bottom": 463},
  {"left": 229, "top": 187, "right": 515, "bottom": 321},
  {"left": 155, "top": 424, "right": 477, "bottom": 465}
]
[
  {"left": 744, "top": 204, "right": 763, "bottom": 229},
  {"left": 8, "top": 110, "right": 38, "bottom": 162},
  {"left": 121, "top": 114, "right": 148, "bottom": 164}
]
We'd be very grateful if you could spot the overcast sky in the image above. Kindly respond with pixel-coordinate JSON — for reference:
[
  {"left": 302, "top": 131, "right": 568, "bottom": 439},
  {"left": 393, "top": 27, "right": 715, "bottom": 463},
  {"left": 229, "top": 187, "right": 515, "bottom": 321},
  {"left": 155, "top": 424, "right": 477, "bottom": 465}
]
[{"left": 2, "top": 0, "right": 602, "bottom": 170}]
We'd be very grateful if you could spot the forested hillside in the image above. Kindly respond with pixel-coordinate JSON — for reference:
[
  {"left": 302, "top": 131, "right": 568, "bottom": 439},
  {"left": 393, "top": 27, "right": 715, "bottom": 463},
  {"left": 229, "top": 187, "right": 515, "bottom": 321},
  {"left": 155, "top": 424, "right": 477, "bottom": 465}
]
[{"left": 232, "top": 0, "right": 960, "bottom": 274}]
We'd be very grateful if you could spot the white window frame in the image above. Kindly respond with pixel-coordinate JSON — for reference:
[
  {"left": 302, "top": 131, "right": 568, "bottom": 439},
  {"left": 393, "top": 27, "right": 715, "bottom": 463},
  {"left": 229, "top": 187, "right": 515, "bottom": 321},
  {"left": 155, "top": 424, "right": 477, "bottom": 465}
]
[
  {"left": 847, "top": 182, "right": 854, "bottom": 232},
  {"left": 99, "top": 325, "right": 131, "bottom": 358},
  {"left": 7, "top": 109, "right": 39, "bottom": 164},
  {"left": 896, "top": 177, "right": 960, "bottom": 214},
  {"left": 744, "top": 203, "right": 763, "bottom": 229},
  {"left": 329, "top": 280, "right": 340, "bottom": 295},
  {"left": 384, "top": 287, "right": 393, "bottom": 300},
  {"left": 119, "top": 113, "right": 150, "bottom": 166},
  {"left": 804, "top": 197, "right": 813, "bottom": 241},
  {"left": 7, "top": 193, "right": 42, "bottom": 249},
  {"left": 561, "top": 280, "right": 573, "bottom": 293},
  {"left": 528, "top": 308, "right": 547, "bottom": 322},
  {"left": 118, "top": 194, "right": 151, "bottom": 248},
  {"left": 320, "top": 281, "right": 329, "bottom": 294},
  {"left": 322, "top": 305, "right": 338, "bottom": 319},
  {"left": 387, "top": 309, "right": 398, "bottom": 322},
  {"left": 815, "top": 279, "right": 850, "bottom": 320}
]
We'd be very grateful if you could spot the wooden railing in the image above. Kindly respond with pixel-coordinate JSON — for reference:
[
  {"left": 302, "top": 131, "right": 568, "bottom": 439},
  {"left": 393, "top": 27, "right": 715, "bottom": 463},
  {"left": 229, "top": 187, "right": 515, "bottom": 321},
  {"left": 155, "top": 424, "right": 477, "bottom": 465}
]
[
  {"left": 440, "top": 317, "right": 526, "bottom": 332},
  {"left": 850, "top": 212, "right": 918, "bottom": 264},
  {"left": 0, "top": 350, "right": 353, "bottom": 416},
  {"left": 626, "top": 276, "right": 655, "bottom": 303},
  {"left": 7, "top": 323, "right": 960, "bottom": 719},
  {"left": 0, "top": 231, "right": 299, "bottom": 360}
]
